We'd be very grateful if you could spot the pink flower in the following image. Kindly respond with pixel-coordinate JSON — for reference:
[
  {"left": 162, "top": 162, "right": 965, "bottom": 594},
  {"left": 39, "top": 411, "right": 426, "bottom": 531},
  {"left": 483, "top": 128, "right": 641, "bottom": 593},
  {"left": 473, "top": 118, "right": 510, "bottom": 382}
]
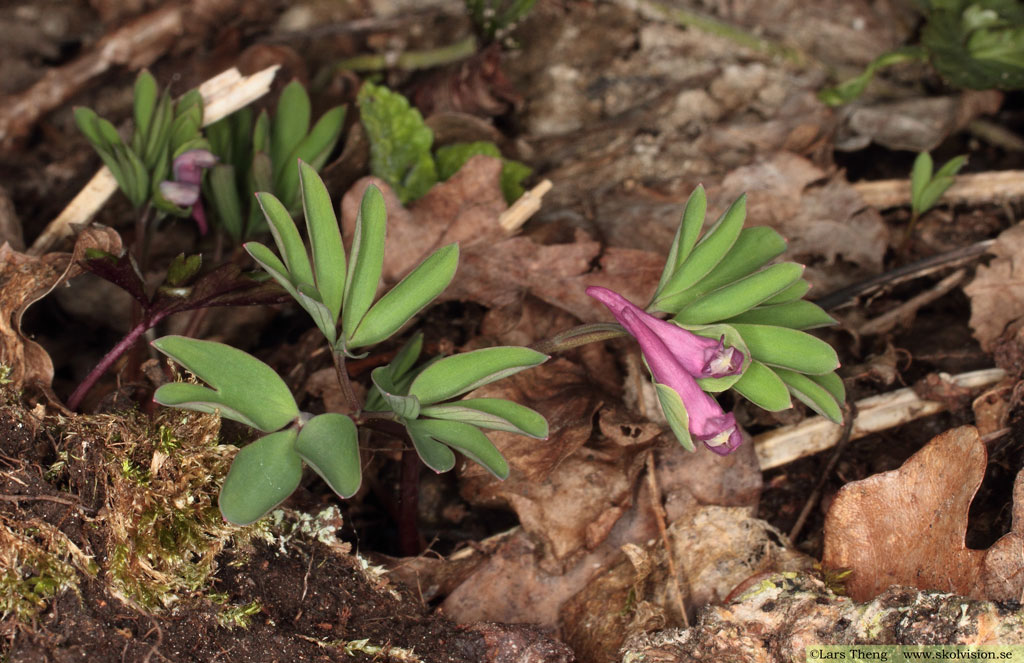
[
  {"left": 587, "top": 286, "right": 743, "bottom": 455},
  {"left": 159, "top": 149, "right": 217, "bottom": 234}
]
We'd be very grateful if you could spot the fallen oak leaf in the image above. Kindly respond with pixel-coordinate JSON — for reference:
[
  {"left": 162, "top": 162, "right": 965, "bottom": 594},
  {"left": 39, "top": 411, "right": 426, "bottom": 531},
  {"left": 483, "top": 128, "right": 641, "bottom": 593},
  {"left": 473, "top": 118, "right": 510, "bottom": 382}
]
[{"left": 965, "top": 222, "right": 1024, "bottom": 353}]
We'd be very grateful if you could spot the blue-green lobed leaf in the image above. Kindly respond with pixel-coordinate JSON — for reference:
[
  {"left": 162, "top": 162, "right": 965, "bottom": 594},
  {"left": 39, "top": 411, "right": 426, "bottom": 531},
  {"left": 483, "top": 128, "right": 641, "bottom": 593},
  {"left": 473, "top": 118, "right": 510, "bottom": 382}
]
[{"left": 219, "top": 430, "right": 302, "bottom": 525}]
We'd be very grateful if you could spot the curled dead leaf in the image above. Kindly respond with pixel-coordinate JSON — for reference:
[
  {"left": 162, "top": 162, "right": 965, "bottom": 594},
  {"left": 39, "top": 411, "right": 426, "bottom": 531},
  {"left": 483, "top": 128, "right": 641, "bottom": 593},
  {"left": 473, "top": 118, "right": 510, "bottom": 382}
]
[
  {"left": 0, "top": 227, "right": 122, "bottom": 394},
  {"left": 965, "top": 223, "right": 1024, "bottom": 353}
]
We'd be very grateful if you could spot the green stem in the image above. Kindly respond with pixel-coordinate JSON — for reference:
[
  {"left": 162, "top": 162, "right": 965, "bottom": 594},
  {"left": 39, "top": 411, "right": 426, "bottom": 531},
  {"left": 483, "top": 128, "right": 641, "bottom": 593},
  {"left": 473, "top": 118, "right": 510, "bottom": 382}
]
[
  {"left": 320, "top": 34, "right": 477, "bottom": 80},
  {"left": 530, "top": 322, "right": 628, "bottom": 355}
]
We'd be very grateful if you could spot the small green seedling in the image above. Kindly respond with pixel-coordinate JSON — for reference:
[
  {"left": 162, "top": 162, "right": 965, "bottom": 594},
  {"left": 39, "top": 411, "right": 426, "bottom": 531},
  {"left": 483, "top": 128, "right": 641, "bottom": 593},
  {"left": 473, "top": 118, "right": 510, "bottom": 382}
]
[
  {"left": 153, "top": 165, "right": 548, "bottom": 524},
  {"left": 910, "top": 151, "right": 967, "bottom": 228},
  {"left": 204, "top": 80, "right": 346, "bottom": 241}
]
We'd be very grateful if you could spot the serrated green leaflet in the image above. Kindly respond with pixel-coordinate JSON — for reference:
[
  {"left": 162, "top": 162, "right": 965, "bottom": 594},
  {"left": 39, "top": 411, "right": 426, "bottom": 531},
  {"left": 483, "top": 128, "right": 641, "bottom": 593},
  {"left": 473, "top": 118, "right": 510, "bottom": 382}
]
[
  {"left": 152, "top": 336, "right": 298, "bottom": 432},
  {"left": 731, "top": 360, "right": 792, "bottom": 411},
  {"left": 723, "top": 300, "right": 836, "bottom": 330},
  {"left": 295, "top": 413, "right": 362, "bottom": 498},
  {"left": 731, "top": 323, "right": 839, "bottom": 375},
  {"left": 256, "top": 192, "right": 314, "bottom": 288},
  {"left": 406, "top": 419, "right": 509, "bottom": 479},
  {"left": 774, "top": 367, "right": 843, "bottom": 423},
  {"left": 673, "top": 262, "right": 804, "bottom": 325},
  {"left": 371, "top": 366, "right": 421, "bottom": 420},
  {"left": 299, "top": 161, "right": 345, "bottom": 321},
  {"left": 655, "top": 383, "right": 694, "bottom": 451},
  {"left": 342, "top": 185, "right": 386, "bottom": 341},
  {"left": 219, "top": 430, "right": 301, "bottom": 525},
  {"left": 651, "top": 195, "right": 746, "bottom": 311},
  {"left": 419, "top": 398, "right": 548, "bottom": 438},
  {"left": 406, "top": 422, "right": 456, "bottom": 473},
  {"left": 409, "top": 346, "right": 548, "bottom": 404},
  {"left": 358, "top": 82, "right": 437, "bottom": 203},
  {"left": 348, "top": 243, "right": 458, "bottom": 349},
  {"left": 653, "top": 185, "right": 706, "bottom": 304}
]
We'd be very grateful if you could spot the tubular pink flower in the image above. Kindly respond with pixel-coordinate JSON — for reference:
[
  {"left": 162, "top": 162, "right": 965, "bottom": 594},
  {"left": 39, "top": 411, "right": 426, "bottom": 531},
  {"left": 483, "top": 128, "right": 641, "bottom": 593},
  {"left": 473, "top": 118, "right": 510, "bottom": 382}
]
[
  {"left": 586, "top": 286, "right": 742, "bottom": 378},
  {"left": 586, "top": 286, "right": 743, "bottom": 455},
  {"left": 159, "top": 149, "right": 217, "bottom": 234}
]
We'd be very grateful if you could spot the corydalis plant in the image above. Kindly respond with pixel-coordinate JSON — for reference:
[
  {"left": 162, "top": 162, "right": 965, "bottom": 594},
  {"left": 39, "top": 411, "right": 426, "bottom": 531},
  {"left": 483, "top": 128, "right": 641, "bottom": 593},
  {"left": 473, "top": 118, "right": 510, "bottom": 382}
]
[
  {"left": 152, "top": 162, "right": 548, "bottom": 525},
  {"left": 575, "top": 186, "right": 844, "bottom": 456}
]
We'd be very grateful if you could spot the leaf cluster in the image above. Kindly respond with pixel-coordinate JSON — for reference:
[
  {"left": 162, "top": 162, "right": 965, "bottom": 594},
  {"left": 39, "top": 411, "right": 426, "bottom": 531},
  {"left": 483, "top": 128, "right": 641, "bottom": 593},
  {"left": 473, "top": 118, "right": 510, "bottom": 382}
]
[
  {"left": 152, "top": 166, "right": 549, "bottom": 524},
  {"left": 357, "top": 82, "right": 531, "bottom": 204},
  {"left": 649, "top": 186, "right": 844, "bottom": 427},
  {"left": 910, "top": 151, "right": 967, "bottom": 220},
  {"left": 75, "top": 70, "right": 207, "bottom": 211},
  {"left": 204, "top": 80, "right": 347, "bottom": 241},
  {"left": 820, "top": 0, "right": 1024, "bottom": 105}
]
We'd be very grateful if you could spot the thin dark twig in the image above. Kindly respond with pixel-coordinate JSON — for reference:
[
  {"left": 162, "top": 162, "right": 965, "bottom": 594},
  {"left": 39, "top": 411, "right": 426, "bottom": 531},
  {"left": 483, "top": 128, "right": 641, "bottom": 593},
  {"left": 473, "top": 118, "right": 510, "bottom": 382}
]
[
  {"left": 0, "top": 493, "right": 96, "bottom": 514},
  {"left": 788, "top": 402, "right": 858, "bottom": 543},
  {"left": 813, "top": 239, "right": 994, "bottom": 311}
]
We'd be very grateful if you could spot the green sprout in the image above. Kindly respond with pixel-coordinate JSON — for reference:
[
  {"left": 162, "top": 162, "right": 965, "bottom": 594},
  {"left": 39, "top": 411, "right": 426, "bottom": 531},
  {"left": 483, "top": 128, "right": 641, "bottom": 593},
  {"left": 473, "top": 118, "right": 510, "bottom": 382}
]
[
  {"left": 909, "top": 151, "right": 967, "bottom": 237},
  {"left": 152, "top": 164, "right": 548, "bottom": 525},
  {"left": 204, "top": 80, "right": 346, "bottom": 241}
]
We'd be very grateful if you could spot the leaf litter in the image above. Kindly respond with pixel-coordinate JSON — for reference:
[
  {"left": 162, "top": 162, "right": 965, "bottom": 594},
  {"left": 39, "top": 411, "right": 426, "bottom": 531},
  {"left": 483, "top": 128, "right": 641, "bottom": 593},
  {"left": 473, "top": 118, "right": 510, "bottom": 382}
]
[{"left": 4, "top": 0, "right": 1024, "bottom": 660}]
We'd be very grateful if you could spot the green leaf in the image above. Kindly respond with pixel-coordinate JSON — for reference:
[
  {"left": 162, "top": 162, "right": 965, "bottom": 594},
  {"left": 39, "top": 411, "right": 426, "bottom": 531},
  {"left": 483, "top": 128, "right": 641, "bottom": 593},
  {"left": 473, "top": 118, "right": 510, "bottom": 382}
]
[
  {"left": 152, "top": 336, "right": 299, "bottom": 432},
  {"left": 256, "top": 192, "right": 314, "bottom": 288},
  {"left": 409, "top": 346, "right": 547, "bottom": 405},
  {"left": 245, "top": 241, "right": 301, "bottom": 301},
  {"left": 405, "top": 419, "right": 509, "bottom": 479},
  {"left": 295, "top": 413, "right": 362, "bottom": 498},
  {"left": 723, "top": 300, "right": 837, "bottom": 330},
  {"left": 935, "top": 154, "right": 968, "bottom": 179},
  {"left": 140, "top": 91, "right": 173, "bottom": 170},
  {"left": 208, "top": 164, "right": 245, "bottom": 241},
  {"left": 761, "top": 279, "right": 811, "bottom": 305},
  {"left": 811, "top": 371, "right": 846, "bottom": 406},
  {"left": 730, "top": 324, "right": 840, "bottom": 375},
  {"left": 370, "top": 366, "right": 421, "bottom": 420},
  {"left": 347, "top": 243, "right": 458, "bottom": 349},
  {"left": 652, "top": 185, "right": 706, "bottom": 304},
  {"left": 296, "top": 283, "right": 338, "bottom": 344},
  {"left": 923, "top": 4, "right": 1024, "bottom": 90},
  {"left": 132, "top": 70, "right": 158, "bottom": 147},
  {"left": 655, "top": 383, "right": 694, "bottom": 452},
  {"left": 299, "top": 161, "right": 345, "bottom": 321},
  {"left": 219, "top": 430, "right": 302, "bottom": 525},
  {"left": 276, "top": 105, "right": 347, "bottom": 212},
  {"left": 406, "top": 421, "right": 456, "bottom": 473},
  {"left": 731, "top": 360, "right": 792, "bottom": 411},
  {"left": 911, "top": 151, "right": 934, "bottom": 214},
  {"left": 341, "top": 185, "right": 387, "bottom": 342},
  {"left": 358, "top": 82, "right": 438, "bottom": 203},
  {"left": 774, "top": 367, "right": 843, "bottom": 424},
  {"left": 363, "top": 332, "right": 425, "bottom": 412},
  {"left": 271, "top": 80, "right": 311, "bottom": 182},
  {"left": 420, "top": 398, "right": 548, "bottom": 438}
]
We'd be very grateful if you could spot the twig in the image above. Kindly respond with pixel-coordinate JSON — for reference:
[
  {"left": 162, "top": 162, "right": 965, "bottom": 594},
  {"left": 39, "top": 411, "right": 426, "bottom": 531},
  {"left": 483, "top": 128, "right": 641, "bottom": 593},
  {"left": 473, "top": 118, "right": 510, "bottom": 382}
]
[
  {"left": 0, "top": 493, "right": 96, "bottom": 514},
  {"left": 788, "top": 403, "right": 856, "bottom": 542},
  {"left": 326, "top": 35, "right": 477, "bottom": 74},
  {"left": 498, "top": 179, "right": 553, "bottom": 234},
  {"left": 753, "top": 367, "right": 1005, "bottom": 470},
  {"left": 853, "top": 170, "right": 1024, "bottom": 210},
  {"left": 856, "top": 268, "right": 966, "bottom": 337},
  {"left": 813, "top": 239, "right": 993, "bottom": 310},
  {"left": 29, "top": 65, "right": 280, "bottom": 256},
  {"left": 645, "top": 452, "right": 689, "bottom": 627}
]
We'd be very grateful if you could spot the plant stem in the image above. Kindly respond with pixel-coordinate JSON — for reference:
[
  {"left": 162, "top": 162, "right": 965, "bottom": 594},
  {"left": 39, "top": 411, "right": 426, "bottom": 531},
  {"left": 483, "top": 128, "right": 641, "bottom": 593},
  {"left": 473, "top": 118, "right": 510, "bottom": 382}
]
[
  {"left": 530, "top": 322, "right": 627, "bottom": 355},
  {"left": 331, "top": 350, "right": 362, "bottom": 415},
  {"left": 398, "top": 449, "right": 422, "bottom": 556},
  {"left": 67, "top": 316, "right": 156, "bottom": 411}
]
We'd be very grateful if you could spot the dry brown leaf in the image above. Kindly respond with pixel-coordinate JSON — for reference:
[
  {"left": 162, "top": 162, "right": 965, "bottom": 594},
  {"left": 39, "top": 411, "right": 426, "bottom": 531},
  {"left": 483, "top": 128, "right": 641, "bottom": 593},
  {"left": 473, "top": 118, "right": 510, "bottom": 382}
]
[
  {"left": 0, "top": 227, "right": 122, "bottom": 393},
  {"left": 822, "top": 426, "right": 986, "bottom": 601},
  {"left": 965, "top": 223, "right": 1024, "bottom": 352},
  {"left": 715, "top": 151, "right": 888, "bottom": 275},
  {"left": 982, "top": 469, "right": 1024, "bottom": 599},
  {"left": 340, "top": 155, "right": 508, "bottom": 285}
]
